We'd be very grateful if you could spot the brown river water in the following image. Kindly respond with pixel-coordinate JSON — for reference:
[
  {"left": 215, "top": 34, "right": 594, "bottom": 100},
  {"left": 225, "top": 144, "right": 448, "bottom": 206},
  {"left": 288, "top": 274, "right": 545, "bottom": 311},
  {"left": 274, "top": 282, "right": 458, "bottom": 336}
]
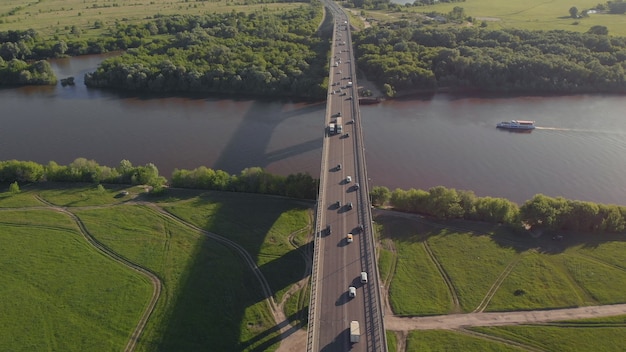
[{"left": 1, "top": 55, "right": 625, "bottom": 205}]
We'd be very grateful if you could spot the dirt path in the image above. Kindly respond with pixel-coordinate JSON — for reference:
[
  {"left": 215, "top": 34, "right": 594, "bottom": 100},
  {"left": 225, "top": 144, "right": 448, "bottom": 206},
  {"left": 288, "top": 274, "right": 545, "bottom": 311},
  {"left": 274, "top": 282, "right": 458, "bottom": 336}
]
[
  {"left": 472, "top": 254, "right": 522, "bottom": 313},
  {"left": 385, "top": 304, "right": 626, "bottom": 330},
  {"left": 33, "top": 196, "right": 162, "bottom": 352}
]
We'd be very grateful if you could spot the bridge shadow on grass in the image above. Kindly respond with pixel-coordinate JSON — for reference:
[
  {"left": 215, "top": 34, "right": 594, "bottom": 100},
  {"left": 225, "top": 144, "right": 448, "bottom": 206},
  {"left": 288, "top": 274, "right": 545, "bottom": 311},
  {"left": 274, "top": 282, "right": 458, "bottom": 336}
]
[
  {"left": 153, "top": 190, "right": 312, "bottom": 351},
  {"left": 239, "top": 306, "right": 309, "bottom": 352},
  {"left": 373, "top": 211, "right": 626, "bottom": 255}
]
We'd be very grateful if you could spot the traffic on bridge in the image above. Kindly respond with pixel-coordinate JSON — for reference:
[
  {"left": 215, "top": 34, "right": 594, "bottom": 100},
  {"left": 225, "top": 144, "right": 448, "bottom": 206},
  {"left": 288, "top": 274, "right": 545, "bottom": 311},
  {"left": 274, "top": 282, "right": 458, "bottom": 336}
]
[{"left": 307, "top": 2, "right": 387, "bottom": 351}]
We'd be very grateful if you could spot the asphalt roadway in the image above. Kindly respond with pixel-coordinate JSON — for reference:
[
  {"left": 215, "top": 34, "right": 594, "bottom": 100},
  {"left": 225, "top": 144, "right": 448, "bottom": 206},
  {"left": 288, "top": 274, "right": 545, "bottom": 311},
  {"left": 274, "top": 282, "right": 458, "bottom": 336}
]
[{"left": 313, "top": 8, "right": 385, "bottom": 352}]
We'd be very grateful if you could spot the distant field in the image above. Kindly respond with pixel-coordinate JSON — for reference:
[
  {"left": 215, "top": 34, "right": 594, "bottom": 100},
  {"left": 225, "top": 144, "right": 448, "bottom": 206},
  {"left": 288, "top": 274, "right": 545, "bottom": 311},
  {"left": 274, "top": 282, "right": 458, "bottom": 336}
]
[
  {"left": 0, "top": 0, "right": 302, "bottom": 36},
  {"left": 406, "top": 330, "right": 523, "bottom": 352},
  {"left": 378, "top": 0, "right": 626, "bottom": 37},
  {"left": 472, "top": 324, "right": 626, "bottom": 352},
  {"left": 0, "top": 185, "right": 312, "bottom": 351},
  {"left": 375, "top": 212, "right": 626, "bottom": 314},
  {"left": 0, "top": 209, "right": 152, "bottom": 352}
]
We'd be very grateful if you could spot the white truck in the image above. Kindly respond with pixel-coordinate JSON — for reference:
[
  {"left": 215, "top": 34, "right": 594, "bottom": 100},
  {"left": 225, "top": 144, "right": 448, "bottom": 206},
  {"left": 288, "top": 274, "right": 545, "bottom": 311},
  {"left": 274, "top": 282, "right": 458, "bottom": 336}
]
[
  {"left": 336, "top": 117, "right": 343, "bottom": 134},
  {"left": 350, "top": 321, "right": 360, "bottom": 343},
  {"left": 329, "top": 123, "right": 336, "bottom": 134}
]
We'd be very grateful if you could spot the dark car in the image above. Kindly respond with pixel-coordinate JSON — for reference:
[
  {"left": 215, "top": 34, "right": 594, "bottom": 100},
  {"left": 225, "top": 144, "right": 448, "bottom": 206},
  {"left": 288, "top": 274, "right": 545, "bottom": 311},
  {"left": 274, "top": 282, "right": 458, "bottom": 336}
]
[
  {"left": 336, "top": 200, "right": 341, "bottom": 208},
  {"left": 337, "top": 163, "right": 342, "bottom": 171}
]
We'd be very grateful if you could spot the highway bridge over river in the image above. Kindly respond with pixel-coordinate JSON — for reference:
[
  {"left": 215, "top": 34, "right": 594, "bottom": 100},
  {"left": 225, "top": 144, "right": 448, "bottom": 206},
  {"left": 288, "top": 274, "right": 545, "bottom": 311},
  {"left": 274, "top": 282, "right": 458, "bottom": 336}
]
[{"left": 306, "top": 2, "right": 388, "bottom": 351}]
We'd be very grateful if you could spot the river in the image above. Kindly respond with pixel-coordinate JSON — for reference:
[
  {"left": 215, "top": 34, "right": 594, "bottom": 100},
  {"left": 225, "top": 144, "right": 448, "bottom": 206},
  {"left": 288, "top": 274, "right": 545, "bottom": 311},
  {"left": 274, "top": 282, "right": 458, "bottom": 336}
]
[{"left": 1, "top": 55, "right": 625, "bottom": 205}]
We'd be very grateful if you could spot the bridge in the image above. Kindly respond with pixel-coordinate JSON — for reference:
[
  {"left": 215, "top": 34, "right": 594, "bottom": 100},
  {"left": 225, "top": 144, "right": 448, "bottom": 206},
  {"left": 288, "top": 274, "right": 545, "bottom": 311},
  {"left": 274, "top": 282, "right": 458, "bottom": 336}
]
[{"left": 306, "top": 2, "right": 388, "bottom": 351}]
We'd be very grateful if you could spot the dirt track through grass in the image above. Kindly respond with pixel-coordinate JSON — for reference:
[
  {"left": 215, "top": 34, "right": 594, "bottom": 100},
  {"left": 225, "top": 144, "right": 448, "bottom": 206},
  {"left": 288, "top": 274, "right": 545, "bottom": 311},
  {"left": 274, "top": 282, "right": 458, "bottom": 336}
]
[{"left": 33, "top": 196, "right": 162, "bottom": 352}]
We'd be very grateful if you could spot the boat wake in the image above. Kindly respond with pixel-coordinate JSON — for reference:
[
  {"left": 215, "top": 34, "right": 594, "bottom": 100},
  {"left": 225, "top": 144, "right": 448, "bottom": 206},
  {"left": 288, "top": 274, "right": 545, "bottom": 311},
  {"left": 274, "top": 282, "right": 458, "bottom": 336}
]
[{"left": 535, "top": 126, "right": 625, "bottom": 135}]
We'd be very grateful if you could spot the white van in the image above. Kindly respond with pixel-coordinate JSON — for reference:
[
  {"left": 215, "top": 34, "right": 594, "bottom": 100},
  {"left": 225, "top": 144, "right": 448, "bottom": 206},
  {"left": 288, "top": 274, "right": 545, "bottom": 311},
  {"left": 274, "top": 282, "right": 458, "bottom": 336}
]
[
  {"left": 360, "top": 272, "right": 368, "bottom": 284},
  {"left": 346, "top": 176, "right": 352, "bottom": 183},
  {"left": 348, "top": 286, "right": 356, "bottom": 298}
]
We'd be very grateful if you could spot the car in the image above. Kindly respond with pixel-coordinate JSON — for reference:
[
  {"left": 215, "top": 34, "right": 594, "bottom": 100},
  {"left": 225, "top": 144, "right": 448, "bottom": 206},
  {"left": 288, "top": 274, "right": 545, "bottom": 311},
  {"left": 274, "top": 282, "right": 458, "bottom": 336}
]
[
  {"left": 337, "top": 163, "right": 342, "bottom": 171},
  {"left": 346, "top": 176, "right": 352, "bottom": 183},
  {"left": 348, "top": 286, "right": 356, "bottom": 298},
  {"left": 357, "top": 224, "right": 364, "bottom": 233},
  {"left": 335, "top": 200, "right": 341, "bottom": 208},
  {"left": 343, "top": 133, "right": 349, "bottom": 138},
  {"left": 115, "top": 190, "right": 130, "bottom": 198},
  {"left": 326, "top": 224, "right": 331, "bottom": 235},
  {"left": 353, "top": 183, "right": 359, "bottom": 190},
  {"left": 346, "top": 233, "right": 353, "bottom": 243},
  {"left": 337, "top": 112, "right": 342, "bottom": 117},
  {"left": 360, "top": 272, "right": 368, "bottom": 284},
  {"left": 346, "top": 96, "right": 352, "bottom": 100},
  {"left": 347, "top": 202, "right": 353, "bottom": 210}
]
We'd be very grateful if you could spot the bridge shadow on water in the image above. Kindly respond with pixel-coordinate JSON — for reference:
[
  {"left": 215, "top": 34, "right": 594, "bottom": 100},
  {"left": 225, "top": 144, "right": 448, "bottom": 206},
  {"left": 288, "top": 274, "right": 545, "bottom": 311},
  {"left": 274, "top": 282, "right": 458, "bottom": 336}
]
[
  {"left": 148, "top": 190, "right": 313, "bottom": 351},
  {"left": 212, "top": 100, "right": 325, "bottom": 174}
]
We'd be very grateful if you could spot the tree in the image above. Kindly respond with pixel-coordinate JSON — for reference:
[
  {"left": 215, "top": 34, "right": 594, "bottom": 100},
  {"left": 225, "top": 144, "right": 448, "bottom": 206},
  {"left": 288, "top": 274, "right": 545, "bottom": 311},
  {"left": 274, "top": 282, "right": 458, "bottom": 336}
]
[
  {"left": 587, "top": 25, "right": 609, "bottom": 35},
  {"left": 370, "top": 186, "right": 390, "bottom": 206},
  {"left": 383, "top": 83, "right": 395, "bottom": 97},
  {"left": 569, "top": 6, "right": 579, "bottom": 18},
  {"left": 9, "top": 181, "right": 20, "bottom": 194}
]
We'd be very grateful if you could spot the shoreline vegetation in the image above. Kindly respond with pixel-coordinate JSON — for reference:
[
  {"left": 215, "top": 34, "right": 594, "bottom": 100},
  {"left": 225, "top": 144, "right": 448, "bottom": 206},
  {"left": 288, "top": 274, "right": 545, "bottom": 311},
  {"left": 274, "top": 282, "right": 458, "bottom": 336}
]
[
  {"left": 2, "top": 158, "right": 625, "bottom": 235},
  {"left": 3, "top": 1, "right": 626, "bottom": 97}
]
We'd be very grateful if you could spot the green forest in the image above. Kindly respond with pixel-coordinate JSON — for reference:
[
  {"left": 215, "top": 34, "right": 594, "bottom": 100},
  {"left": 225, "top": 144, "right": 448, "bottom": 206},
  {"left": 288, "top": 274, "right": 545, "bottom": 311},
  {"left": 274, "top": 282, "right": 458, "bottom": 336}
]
[
  {"left": 3, "top": 0, "right": 626, "bottom": 96},
  {"left": 83, "top": 4, "right": 330, "bottom": 98},
  {"left": 372, "top": 185, "right": 626, "bottom": 234},
  {"left": 353, "top": 24, "right": 626, "bottom": 96}
]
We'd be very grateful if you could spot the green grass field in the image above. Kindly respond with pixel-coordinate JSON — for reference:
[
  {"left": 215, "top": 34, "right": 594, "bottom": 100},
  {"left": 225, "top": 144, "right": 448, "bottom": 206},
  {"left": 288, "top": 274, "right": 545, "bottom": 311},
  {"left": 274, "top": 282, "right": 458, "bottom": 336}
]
[
  {"left": 0, "top": 185, "right": 312, "bottom": 351},
  {"left": 0, "top": 209, "right": 152, "bottom": 352},
  {"left": 0, "top": 0, "right": 302, "bottom": 37},
  {"left": 472, "top": 324, "right": 626, "bottom": 352},
  {"left": 371, "top": 0, "right": 626, "bottom": 37},
  {"left": 406, "top": 330, "right": 523, "bottom": 352},
  {"left": 375, "top": 212, "right": 626, "bottom": 315}
]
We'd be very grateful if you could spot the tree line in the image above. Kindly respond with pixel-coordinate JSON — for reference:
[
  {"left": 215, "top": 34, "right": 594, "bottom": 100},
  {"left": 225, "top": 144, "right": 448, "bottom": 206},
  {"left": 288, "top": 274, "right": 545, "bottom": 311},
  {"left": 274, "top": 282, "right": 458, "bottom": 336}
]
[
  {"left": 0, "top": 57, "right": 56, "bottom": 86},
  {"left": 3, "top": 158, "right": 625, "bottom": 233},
  {"left": 0, "top": 159, "right": 317, "bottom": 200},
  {"left": 1, "top": 3, "right": 331, "bottom": 97},
  {"left": 171, "top": 166, "right": 318, "bottom": 199},
  {"left": 371, "top": 186, "right": 626, "bottom": 233},
  {"left": 83, "top": 4, "right": 330, "bottom": 99},
  {"left": 0, "top": 158, "right": 166, "bottom": 190},
  {"left": 353, "top": 23, "right": 626, "bottom": 96}
]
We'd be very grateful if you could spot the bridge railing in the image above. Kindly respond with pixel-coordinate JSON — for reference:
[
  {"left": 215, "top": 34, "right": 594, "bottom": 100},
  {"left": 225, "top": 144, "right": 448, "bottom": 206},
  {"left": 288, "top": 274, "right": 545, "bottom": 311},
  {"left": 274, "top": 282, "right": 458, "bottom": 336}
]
[
  {"left": 305, "top": 8, "right": 337, "bottom": 352},
  {"left": 346, "top": 17, "right": 389, "bottom": 352}
]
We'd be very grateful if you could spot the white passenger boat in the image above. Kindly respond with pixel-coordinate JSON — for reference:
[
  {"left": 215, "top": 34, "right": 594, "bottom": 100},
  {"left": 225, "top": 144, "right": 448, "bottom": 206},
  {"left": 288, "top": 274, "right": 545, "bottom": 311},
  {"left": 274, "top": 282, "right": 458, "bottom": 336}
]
[{"left": 496, "top": 120, "right": 536, "bottom": 130}]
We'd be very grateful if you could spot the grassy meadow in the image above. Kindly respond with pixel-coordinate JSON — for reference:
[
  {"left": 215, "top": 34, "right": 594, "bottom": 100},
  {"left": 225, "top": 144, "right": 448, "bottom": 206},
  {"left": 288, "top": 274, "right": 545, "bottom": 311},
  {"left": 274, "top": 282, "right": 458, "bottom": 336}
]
[
  {"left": 0, "top": 184, "right": 312, "bottom": 351},
  {"left": 375, "top": 211, "right": 626, "bottom": 314},
  {"left": 405, "top": 330, "right": 523, "bottom": 352},
  {"left": 472, "top": 324, "right": 626, "bottom": 352},
  {"left": 0, "top": 209, "right": 153, "bottom": 352},
  {"left": 0, "top": 0, "right": 303, "bottom": 37},
  {"left": 376, "top": 210, "right": 626, "bottom": 350},
  {"left": 370, "top": 0, "right": 626, "bottom": 37}
]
